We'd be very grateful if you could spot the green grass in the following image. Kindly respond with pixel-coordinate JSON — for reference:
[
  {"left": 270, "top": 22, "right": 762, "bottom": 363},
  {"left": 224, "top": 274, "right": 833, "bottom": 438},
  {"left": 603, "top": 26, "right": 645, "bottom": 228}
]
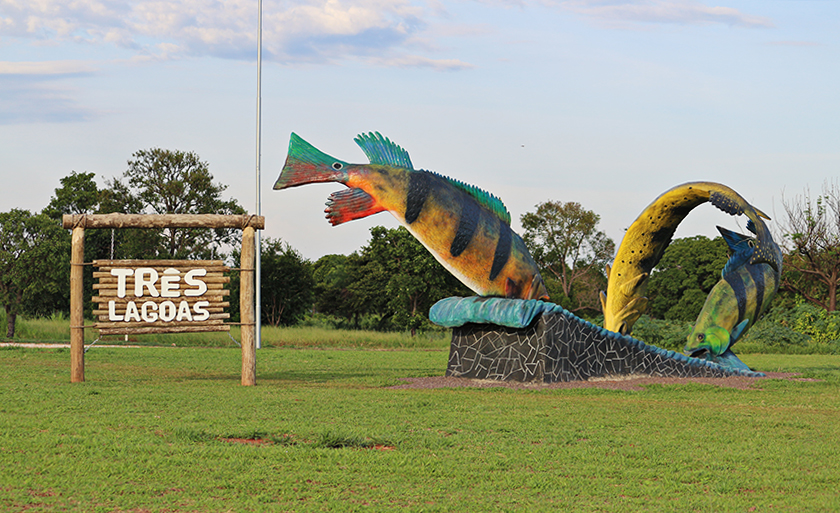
[
  {"left": 1, "top": 346, "right": 839, "bottom": 512},
  {"left": 1, "top": 314, "right": 450, "bottom": 349}
]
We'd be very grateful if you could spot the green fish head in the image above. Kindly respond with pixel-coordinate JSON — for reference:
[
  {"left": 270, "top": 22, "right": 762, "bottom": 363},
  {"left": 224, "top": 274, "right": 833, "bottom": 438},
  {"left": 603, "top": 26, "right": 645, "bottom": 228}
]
[
  {"left": 274, "top": 133, "right": 350, "bottom": 190},
  {"left": 685, "top": 325, "right": 730, "bottom": 357}
]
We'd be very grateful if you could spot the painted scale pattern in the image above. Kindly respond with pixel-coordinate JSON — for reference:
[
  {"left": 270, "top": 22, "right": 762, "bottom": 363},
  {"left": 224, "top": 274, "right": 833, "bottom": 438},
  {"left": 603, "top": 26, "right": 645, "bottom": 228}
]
[
  {"left": 602, "top": 181, "right": 776, "bottom": 335},
  {"left": 275, "top": 132, "right": 548, "bottom": 300},
  {"left": 686, "top": 225, "right": 782, "bottom": 356},
  {"left": 447, "top": 307, "right": 763, "bottom": 382}
]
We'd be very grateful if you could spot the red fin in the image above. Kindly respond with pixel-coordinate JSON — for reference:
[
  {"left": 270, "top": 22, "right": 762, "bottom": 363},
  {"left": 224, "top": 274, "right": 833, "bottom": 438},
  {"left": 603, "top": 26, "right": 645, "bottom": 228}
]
[
  {"left": 325, "top": 188, "right": 386, "bottom": 226},
  {"left": 505, "top": 278, "right": 523, "bottom": 299}
]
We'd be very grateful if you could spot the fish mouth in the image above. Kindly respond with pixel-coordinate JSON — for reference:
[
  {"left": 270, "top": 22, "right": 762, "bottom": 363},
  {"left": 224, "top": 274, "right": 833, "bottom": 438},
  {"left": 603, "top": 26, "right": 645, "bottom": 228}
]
[
  {"left": 527, "top": 274, "right": 550, "bottom": 301},
  {"left": 685, "top": 346, "right": 709, "bottom": 359}
]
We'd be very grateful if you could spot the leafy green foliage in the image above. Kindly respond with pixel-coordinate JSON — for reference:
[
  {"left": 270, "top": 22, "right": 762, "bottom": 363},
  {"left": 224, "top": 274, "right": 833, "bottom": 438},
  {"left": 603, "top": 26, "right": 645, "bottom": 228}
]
[
  {"left": 748, "top": 301, "right": 840, "bottom": 351},
  {"left": 43, "top": 171, "right": 102, "bottom": 219},
  {"left": 359, "top": 226, "right": 471, "bottom": 334},
  {"left": 258, "top": 238, "right": 315, "bottom": 327},
  {"left": 42, "top": 171, "right": 113, "bottom": 317},
  {"left": 228, "top": 237, "right": 315, "bottom": 327},
  {"left": 0, "top": 210, "right": 67, "bottom": 338},
  {"left": 629, "top": 315, "right": 693, "bottom": 351},
  {"left": 310, "top": 227, "right": 470, "bottom": 334},
  {"left": 736, "top": 320, "right": 817, "bottom": 354},
  {"left": 647, "top": 235, "right": 729, "bottom": 321},
  {"left": 104, "top": 148, "right": 245, "bottom": 259},
  {"left": 311, "top": 254, "right": 359, "bottom": 322},
  {"left": 520, "top": 201, "right": 614, "bottom": 314}
]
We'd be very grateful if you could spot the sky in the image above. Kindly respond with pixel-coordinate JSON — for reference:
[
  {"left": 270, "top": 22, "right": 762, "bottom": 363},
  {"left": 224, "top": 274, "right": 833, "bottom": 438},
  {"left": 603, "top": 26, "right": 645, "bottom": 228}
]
[{"left": 1, "top": 0, "right": 838, "bottom": 261}]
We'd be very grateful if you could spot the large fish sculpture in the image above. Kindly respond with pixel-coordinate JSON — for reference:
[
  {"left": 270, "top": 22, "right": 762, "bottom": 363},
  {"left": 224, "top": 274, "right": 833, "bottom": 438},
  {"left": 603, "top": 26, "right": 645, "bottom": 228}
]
[
  {"left": 685, "top": 222, "right": 782, "bottom": 357},
  {"left": 273, "top": 132, "right": 549, "bottom": 300},
  {"left": 601, "top": 182, "right": 776, "bottom": 335}
]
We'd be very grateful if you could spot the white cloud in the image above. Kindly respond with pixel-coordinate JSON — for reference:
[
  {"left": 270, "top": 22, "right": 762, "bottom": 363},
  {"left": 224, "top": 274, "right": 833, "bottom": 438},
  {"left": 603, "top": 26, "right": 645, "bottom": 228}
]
[
  {"left": 556, "top": 0, "right": 774, "bottom": 28},
  {"left": 0, "top": 60, "right": 98, "bottom": 123},
  {"left": 369, "top": 54, "right": 475, "bottom": 70},
  {"left": 0, "top": 0, "right": 773, "bottom": 72},
  {"left": 0, "top": 0, "right": 466, "bottom": 68},
  {"left": 0, "top": 60, "right": 97, "bottom": 75}
]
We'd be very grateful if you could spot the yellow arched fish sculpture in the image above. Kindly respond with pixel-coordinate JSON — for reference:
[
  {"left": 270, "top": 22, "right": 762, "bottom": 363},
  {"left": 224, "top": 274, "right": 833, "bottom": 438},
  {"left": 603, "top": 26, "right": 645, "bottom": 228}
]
[{"left": 601, "top": 182, "right": 776, "bottom": 335}]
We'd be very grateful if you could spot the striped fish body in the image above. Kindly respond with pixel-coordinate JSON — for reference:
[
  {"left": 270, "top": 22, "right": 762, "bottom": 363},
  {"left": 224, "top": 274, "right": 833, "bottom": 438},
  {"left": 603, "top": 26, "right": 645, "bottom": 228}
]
[
  {"left": 685, "top": 226, "right": 782, "bottom": 357},
  {"left": 601, "top": 181, "right": 775, "bottom": 335},
  {"left": 274, "top": 132, "right": 548, "bottom": 300}
]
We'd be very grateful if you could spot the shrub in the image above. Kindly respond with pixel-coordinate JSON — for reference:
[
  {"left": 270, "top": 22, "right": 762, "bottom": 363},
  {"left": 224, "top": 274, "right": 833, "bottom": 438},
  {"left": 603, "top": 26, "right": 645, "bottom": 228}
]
[{"left": 630, "top": 316, "right": 693, "bottom": 351}]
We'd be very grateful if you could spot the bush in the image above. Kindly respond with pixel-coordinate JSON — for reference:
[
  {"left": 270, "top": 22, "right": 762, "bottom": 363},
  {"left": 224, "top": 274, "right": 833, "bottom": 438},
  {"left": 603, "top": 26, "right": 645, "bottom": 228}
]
[
  {"left": 630, "top": 316, "right": 693, "bottom": 352},
  {"left": 735, "top": 320, "right": 815, "bottom": 354}
]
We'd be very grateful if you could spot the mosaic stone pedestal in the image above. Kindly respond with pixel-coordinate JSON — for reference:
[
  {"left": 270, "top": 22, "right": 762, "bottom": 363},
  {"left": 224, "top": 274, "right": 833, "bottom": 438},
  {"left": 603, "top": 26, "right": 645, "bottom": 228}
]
[{"left": 446, "top": 312, "right": 760, "bottom": 382}]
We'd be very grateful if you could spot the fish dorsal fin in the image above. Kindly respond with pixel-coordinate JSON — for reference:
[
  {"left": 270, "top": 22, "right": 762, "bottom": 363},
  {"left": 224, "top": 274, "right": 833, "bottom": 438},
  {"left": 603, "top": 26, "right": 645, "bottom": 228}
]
[
  {"left": 353, "top": 132, "right": 511, "bottom": 224},
  {"left": 717, "top": 226, "right": 753, "bottom": 277},
  {"left": 429, "top": 171, "right": 512, "bottom": 225},
  {"left": 717, "top": 226, "right": 752, "bottom": 251},
  {"left": 354, "top": 132, "right": 414, "bottom": 170}
]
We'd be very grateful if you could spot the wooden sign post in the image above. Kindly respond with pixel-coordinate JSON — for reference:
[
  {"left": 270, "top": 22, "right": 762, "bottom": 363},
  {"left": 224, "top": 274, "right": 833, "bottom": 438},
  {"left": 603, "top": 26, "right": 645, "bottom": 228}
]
[{"left": 62, "top": 213, "right": 265, "bottom": 386}]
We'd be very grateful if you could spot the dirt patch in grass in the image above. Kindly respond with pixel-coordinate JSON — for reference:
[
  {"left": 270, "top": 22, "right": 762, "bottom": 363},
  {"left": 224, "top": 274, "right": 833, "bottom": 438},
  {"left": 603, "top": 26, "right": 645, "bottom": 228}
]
[
  {"left": 220, "top": 437, "right": 274, "bottom": 446},
  {"left": 391, "top": 372, "right": 807, "bottom": 391}
]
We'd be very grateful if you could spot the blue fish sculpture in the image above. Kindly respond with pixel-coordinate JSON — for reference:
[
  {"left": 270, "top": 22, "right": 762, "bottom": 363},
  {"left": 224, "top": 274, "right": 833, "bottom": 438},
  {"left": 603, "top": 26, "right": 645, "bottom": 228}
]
[{"left": 685, "top": 221, "right": 782, "bottom": 358}]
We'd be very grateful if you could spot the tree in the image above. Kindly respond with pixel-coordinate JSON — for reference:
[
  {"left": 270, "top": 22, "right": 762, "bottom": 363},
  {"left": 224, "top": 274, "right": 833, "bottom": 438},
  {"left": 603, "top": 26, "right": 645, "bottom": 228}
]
[
  {"left": 779, "top": 180, "right": 840, "bottom": 312},
  {"left": 312, "top": 253, "right": 367, "bottom": 325},
  {"left": 229, "top": 238, "right": 315, "bottom": 327},
  {"left": 317, "top": 227, "right": 470, "bottom": 334},
  {"left": 43, "top": 171, "right": 102, "bottom": 220},
  {"left": 0, "top": 210, "right": 67, "bottom": 338},
  {"left": 357, "top": 226, "right": 471, "bottom": 334},
  {"left": 520, "top": 201, "right": 615, "bottom": 314},
  {"left": 646, "top": 235, "right": 729, "bottom": 321},
  {"left": 41, "top": 172, "right": 110, "bottom": 316},
  {"left": 259, "top": 238, "right": 315, "bottom": 327},
  {"left": 104, "top": 148, "right": 245, "bottom": 260}
]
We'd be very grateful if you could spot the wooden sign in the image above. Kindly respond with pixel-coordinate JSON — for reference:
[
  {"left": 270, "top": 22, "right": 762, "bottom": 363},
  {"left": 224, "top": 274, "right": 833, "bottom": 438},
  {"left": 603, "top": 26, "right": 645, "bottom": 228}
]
[{"left": 92, "top": 259, "right": 230, "bottom": 335}]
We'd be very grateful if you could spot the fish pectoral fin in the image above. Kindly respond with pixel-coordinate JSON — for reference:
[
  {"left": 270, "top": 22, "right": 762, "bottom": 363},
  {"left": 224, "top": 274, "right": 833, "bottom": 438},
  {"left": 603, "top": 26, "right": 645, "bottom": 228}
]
[
  {"left": 325, "top": 188, "right": 386, "bottom": 226},
  {"left": 620, "top": 272, "right": 649, "bottom": 297},
  {"left": 730, "top": 318, "right": 751, "bottom": 347},
  {"left": 505, "top": 278, "right": 522, "bottom": 299},
  {"left": 612, "top": 296, "right": 649, "bottom": 335},
  {"left": 599, "top": 291, "right": 607, "bottom": 313}
]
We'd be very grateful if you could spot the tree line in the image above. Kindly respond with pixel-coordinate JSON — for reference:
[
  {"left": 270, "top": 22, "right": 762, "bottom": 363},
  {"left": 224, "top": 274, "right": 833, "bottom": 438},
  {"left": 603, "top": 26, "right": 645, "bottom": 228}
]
[{"left": 1, "top": 148, "right": 838, "bottom": 340}]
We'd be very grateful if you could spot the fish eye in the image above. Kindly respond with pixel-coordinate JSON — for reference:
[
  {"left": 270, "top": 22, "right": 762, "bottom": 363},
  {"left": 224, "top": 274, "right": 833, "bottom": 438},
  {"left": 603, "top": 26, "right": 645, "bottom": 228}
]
[
  {"left": 697, "top": 333, "right": 705, "bottom": 341},
  {"left": 332, "top": 162, "right": 343, "bottom": 170}
]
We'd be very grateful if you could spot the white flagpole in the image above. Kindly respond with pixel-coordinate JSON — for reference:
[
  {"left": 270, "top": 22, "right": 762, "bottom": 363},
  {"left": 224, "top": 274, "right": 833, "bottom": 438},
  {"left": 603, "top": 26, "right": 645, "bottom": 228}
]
[{"left": 255, "top": 0, "right": 263, "bottom": 349}]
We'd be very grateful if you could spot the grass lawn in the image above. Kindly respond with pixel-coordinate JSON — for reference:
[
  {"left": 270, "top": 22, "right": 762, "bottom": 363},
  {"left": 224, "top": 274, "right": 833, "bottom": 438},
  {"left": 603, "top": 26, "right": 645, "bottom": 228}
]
[{"left": 1, "top": 346, "right": 839, "bottom": 512}]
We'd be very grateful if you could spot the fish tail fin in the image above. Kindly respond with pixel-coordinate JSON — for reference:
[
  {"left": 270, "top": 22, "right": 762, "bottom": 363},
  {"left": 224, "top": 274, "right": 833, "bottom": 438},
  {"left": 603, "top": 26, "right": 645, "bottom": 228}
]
[
  {"left": 743, "top": 211, "right": 782, "bottom": 272},
  {"left": 753, "top": 207, "right": 771, "bottom": 220},
  {"left": 274, "top": 133, "right": 349, "bottom": 190},
  {"left": 526, "top": 273, "right": 549, "bottom": 301}
]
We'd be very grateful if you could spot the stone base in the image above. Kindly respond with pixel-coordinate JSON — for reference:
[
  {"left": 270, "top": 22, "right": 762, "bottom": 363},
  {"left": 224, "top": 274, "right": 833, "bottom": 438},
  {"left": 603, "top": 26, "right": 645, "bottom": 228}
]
[{"left": 447, "top": 312, "right": 761, "bottom": 382}]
